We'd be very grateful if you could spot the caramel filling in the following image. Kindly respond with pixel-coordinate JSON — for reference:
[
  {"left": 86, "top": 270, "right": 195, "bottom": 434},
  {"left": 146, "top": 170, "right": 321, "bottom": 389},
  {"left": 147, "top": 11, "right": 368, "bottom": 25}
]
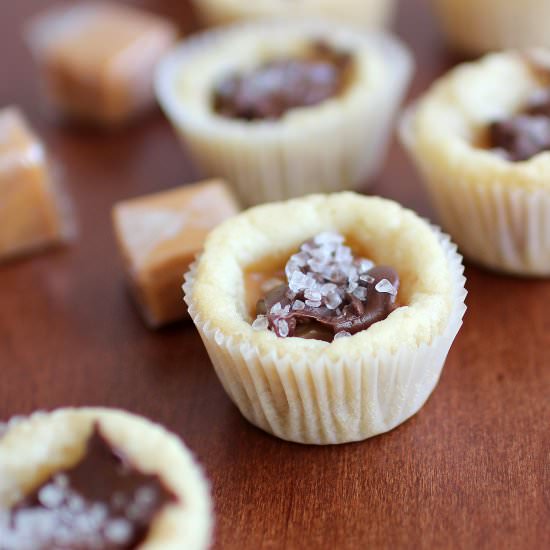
[
  {"left": 212, "top": 41, "right": 354, "bottom": 121},
  {"left": 247, "top": 232, "right": 400, "bottom": 342}
]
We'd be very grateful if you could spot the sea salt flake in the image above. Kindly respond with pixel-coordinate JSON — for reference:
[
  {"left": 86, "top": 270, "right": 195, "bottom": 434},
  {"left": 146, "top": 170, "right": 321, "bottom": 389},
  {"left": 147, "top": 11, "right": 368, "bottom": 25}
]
[
  {"left": 289, "top": 270, "right": 307, "bottom": 292},
  {"left": 353, "top": 286, "right": 368, "bottom": 301},
  {"left": 334, "top": 331, "right": 352, "bottom": 339},
  {"left": 347, "top": 280, "right": 358, "bottom": 293},
  {"left": 38, "top": 484, "right": 65, "bottom": 509},
  {"left": 270, "top": 302, "right": 283, "bottom": 315},
  {"left": 314, "top": 231, "right": 345, "bottom": 246},
  {"left": 358, "top": 259, "right": 374, "bottom": 273},
  {"left": 305, "top": 299, "right": 322, "bottom": 308},
  {"left": 375, "top": 278, "right": 397, "bottom": 296},
  {"left": 360, "top": 274, "right": 375, "bottom": 284},
  {"left": 320, "top": 283, "right": 337, "bottom": 296},
  {"left": 105, "top": 518, "right": 133, "bottom": 544},
  {"left": 304, "top": 289, "right": 321, "bottom": 301},
  {"left": 278, "top": 319, "right": 289, "bottom": 338},
  {"left": 292, "top": 300, "right": 305, "bottom": 310},
  {"left": 325, "top": 290, "right": 342, "bottom": 310},
  {"left": 252, "top": 315, "right": 269, "bottom": 331}
]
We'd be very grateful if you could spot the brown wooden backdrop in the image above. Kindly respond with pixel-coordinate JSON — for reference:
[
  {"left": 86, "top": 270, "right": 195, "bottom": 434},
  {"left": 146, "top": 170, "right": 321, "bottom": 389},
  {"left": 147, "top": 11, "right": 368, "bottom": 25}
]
[{"left": 0, "top": 1, "right": 548, "bottom": 548}]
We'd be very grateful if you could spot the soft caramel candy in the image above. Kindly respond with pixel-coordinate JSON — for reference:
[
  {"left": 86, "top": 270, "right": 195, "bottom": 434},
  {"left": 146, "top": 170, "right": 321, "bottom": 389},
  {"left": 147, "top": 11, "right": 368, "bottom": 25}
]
[
  {"left": 0, "top": 107, "right": 71, "bottom": 262},
  {"left": 113, "top": 180, "right": 240, "bottom": 327},
  {"left": 26, "top": 2, "right": 177, "bottom": 125}
]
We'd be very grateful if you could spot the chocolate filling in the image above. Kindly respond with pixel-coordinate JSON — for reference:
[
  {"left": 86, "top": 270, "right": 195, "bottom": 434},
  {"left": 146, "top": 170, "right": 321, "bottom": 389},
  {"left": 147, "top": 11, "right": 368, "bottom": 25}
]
[
  {"left": 0, "top": 424, "right": 177, "bottom": 550},
  {"left": 213, "top": 42, "right": 353, "bottom": 121},
  {"left": 252, "top": 232, "right": 399, "bottom": 342},
  {"left": 488, "top": 89, "right": 550, "bottom": 161}
]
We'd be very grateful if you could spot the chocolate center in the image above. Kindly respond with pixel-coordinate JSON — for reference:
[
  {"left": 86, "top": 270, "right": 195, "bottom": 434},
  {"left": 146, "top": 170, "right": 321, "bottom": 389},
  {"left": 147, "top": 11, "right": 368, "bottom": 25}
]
[
  {"left": 487, "top": 89, "right": 550, "bottom": 161},
  {"left": 0, "top": 424, "right": 177, "bottom": 550},
  {"left": 212, "top": 41, "right": 353, "bottom": 121},
  {"left": 251, "top": 232, "right": 399, "bottom": 342}
]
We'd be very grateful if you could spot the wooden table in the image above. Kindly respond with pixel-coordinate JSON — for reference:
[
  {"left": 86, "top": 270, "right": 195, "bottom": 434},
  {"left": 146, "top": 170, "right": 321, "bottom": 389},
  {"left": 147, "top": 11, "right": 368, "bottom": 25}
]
[{"left": 1, "top": 1, "right": 548, "bottom": 548}]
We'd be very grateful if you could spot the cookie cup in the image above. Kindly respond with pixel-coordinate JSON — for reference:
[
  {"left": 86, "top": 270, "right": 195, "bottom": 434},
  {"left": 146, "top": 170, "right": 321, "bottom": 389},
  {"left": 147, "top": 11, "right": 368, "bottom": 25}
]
[
  {"left": 400, "top": 51, "right": 550, "bottom": 276},
  {"left": 0, "top": 408, "right": 212, "bottom": 550},
  {"left": 430, "top": 0, "right": 550, "bottom": 55},
  {"left": 156, "top": 20, "right": 412, "bottom": 206},
  {"left": 191, "top": 0, "right": 396, "bottom": 29},
  {"left": 184, "top": 193, "right": 467, "bottom": 444}
]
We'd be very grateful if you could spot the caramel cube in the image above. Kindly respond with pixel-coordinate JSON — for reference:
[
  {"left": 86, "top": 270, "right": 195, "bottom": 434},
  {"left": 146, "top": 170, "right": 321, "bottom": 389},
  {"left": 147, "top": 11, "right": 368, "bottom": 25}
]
[
  {"left": 0, "top": 107, "right": 71, "bottom": 262},
  {"left": 113, "top": 180, "right": 240, "bottom": 327},
  {"left": 25, "top": 2, "right": 177, "bottom": 125}
]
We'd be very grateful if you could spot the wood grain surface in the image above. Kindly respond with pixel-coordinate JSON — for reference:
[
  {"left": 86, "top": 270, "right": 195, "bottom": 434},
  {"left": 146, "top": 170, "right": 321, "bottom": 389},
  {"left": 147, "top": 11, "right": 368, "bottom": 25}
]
[{"left": 0, "top": 1, "right": 548, "bottom": 548}]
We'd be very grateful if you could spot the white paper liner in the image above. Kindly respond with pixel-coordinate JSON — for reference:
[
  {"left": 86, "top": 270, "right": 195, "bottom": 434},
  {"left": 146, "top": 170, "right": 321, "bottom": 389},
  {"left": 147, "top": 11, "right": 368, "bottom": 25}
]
[
  {"left": 183, "top": 226, "right": 466, "bottom": 445},
  {"left": 430, "top": 0, "right": 550, "bottom": 55},
  {"left": 0, "top": 408, "right": 212, "bottom": 550},
  {"left": 191, "top": 0, "right": 396, "bottom": 29},
  {"left": 156, "top": 20, "right": 412, "bottom": 206},
  {"left": 400, "top": 107, "right": 550, "bottom": 276}
]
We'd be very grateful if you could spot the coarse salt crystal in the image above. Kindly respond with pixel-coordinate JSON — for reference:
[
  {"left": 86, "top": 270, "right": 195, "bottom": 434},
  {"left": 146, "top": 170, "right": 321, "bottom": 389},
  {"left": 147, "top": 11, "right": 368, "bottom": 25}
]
[
  {"left": 292, "top": 300, "right": 305, "bottom": 310},
  {"left": 334, "top": 331, "right": 352, "bottom": 339},
  {"left": 314, "top": 231, "right": 344, "bottom": 245},
  {"left": 38, "top": 484, "right": 65, "bottom": 509},
  {"left": 104, "top": 518, "right": 133, "bottom": 544},
  {"left": 304, "top": 289, "right": 321, "bottom": 301},
  {"left": 358, "top": 259, "right": 374, "bottom": 273},
  {"left": 375, "top": 279, "right": 397, "bottom": 296},
  {"left": 252, "top": 315, "right": 269, "bottom": 331},
  {"left": 305, "top": 299, "right": 322, "bottom": 308},
  {"left": 353, "top": 286, "right": 368, "bottom": 301},
  {"left": 325, "top": 290, "right": 342, "bottom": 310},
  {"left": 278, "top": 319, "right": 289, "bottom": 337},
  {"left": 270, "top": 302, "right": 283, "bottom": 315},
  {"left": 360, "top": 274, "right": 375, "bottom": 284}
]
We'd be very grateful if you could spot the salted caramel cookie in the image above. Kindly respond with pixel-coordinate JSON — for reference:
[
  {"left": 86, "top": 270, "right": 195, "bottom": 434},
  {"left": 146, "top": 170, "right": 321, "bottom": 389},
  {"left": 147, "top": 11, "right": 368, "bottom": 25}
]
[
  {"left": 184, "top": 192, "right": 467, "bottom": 444},
  {"left": 400, "top": 50, "right": 550, "bottom": 276},
  {"left": 0, "top": 408, "right": 212, "bottom": 550}
]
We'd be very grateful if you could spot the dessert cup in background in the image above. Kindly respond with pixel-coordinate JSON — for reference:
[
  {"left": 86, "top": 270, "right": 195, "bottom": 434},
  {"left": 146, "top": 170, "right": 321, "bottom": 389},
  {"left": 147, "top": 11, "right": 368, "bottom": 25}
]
[
  {"left": 184, "top": 193, "right": 467, "bottom": 444},
  {"left": 430, "top": 0, "right": 550, "bottom": 55},
  {"left": 400, "top": 50, "right": 550, "bottom": 276},
  {"left": 191, "top": 0, "right": 397, "bottom": 29},
  {"left": 156, "top": 20, "right": 412, "bottom": 206},
  {"left": 0, "top": 408, "right": 212, "bottom": 550}
]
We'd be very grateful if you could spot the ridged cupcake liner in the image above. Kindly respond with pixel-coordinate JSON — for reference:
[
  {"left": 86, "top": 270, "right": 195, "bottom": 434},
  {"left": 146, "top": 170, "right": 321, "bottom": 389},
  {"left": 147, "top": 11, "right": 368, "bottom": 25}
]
[
  {"left": 184, "top": 226, "right": 467, "bottom": 445},
  {"left": 400, "top": 108, "right": 550, "bottom": 276},
  {"left": 430, "top": 0, "right": 550, "bottom": 55},
  {"left": 156, "top": 20, "right": 412, "bottom": 206},
  {"left": 191, "top": 0, "right": 396, "bottom": 29}
]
